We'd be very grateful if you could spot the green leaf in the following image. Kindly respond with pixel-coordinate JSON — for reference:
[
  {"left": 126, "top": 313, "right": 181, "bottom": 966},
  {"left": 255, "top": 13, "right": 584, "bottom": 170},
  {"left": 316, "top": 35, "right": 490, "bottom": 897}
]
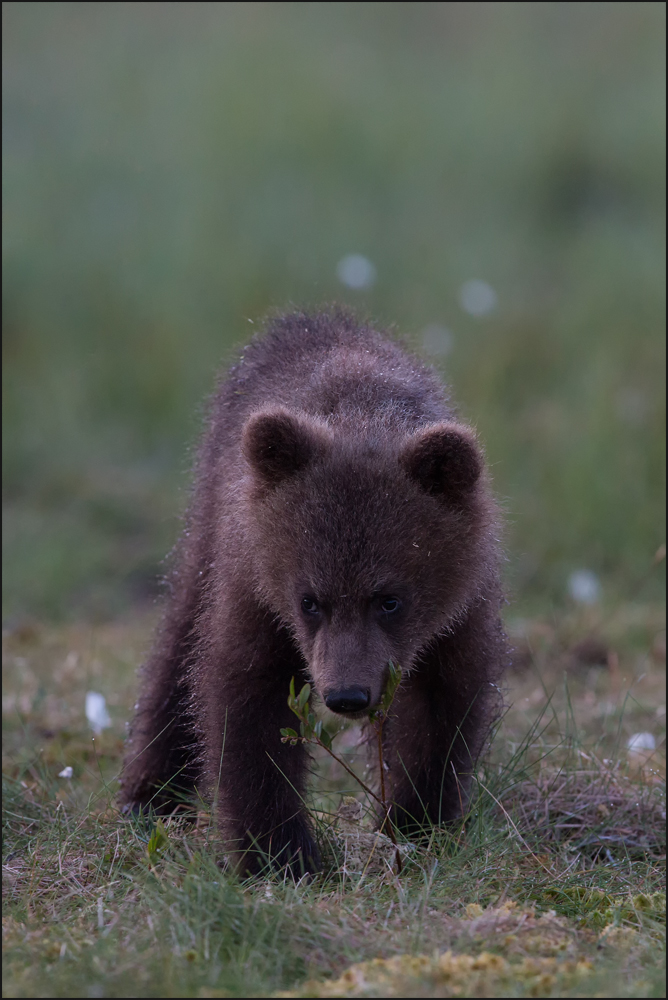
[
  {"left": 297, "top": 683, "right": 311, "bottom": 711},
  {"left": 280, "top": 727, "right": 298, "bottom": 739},
  {"left": 379, "top": 661, "right": 402, "bottom": 713},
  {"left": 147, "top": 819, "right": 169, "bottom": 862},
  {"left": 314, "top": 720, "right": 323, "bottom": 738},
  {"left": 288, "top": 678, "right": 304, "bottom": 720},
  {"left": 319, "top": 728, "right": 332, "bottom": 750}
]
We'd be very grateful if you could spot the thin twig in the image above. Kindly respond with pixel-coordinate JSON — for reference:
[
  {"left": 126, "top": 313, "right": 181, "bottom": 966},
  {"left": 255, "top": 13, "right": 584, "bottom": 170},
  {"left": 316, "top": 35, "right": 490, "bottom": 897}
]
[
  {"left": 375, "top": 716, "right": 402, "bottom": 873},
  {"left": 312, "top": 737, "right": 382, "bottom": 806},
  {"left": 285, "top": 666, "right": 405, "bottom": 875}
]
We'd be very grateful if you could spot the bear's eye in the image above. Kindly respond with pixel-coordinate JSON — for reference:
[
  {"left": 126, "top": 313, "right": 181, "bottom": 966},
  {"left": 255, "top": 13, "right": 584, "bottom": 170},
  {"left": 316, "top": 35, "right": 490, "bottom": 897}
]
[
  {"left": 301, "top": 596, "right": 320, "bottom": 616},
  {"left": 380, "top": 597, "right": 401, "bottom": 614}
]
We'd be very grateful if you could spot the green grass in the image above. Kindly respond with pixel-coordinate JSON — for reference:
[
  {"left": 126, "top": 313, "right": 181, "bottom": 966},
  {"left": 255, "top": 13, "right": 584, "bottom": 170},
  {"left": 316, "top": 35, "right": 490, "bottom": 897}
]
[
  {"left": 2, "top": 601, "right": 665, "bottom": 997},
  {"left": 2, "top": 1, "right": 666, "bottom": 619}
]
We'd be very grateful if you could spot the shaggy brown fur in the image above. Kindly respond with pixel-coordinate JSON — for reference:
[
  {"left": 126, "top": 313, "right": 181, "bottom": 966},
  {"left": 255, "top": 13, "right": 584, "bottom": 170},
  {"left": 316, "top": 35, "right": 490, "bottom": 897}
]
[{"left": 120, "top": 309, "right": 507, "bottom": 875}]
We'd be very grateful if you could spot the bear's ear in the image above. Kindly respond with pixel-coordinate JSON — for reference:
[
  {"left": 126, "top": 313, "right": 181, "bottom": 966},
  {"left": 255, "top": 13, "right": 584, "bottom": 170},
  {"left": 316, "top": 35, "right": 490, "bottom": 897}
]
[
  {"left": 399, "top": 422, "right": 483, "bottom": 501},
  {"left": 242, "top": 409, "right": 329, "bottom": 487}
]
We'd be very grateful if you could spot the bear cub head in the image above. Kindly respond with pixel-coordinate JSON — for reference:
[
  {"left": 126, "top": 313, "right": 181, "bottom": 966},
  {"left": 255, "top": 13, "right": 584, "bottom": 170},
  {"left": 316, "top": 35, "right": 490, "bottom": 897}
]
[{"left": 242, "top": 407, "right": 495, "bottom": 718}]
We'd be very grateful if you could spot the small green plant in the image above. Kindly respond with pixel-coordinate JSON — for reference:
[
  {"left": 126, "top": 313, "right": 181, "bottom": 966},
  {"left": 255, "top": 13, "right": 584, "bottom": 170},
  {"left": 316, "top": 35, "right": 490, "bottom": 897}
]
[
  {"left": 147, "top": 819, "right": 169, "bottom": 865},
  {"left": 281, "top": 662, "right": 404, "bottom": 873}
]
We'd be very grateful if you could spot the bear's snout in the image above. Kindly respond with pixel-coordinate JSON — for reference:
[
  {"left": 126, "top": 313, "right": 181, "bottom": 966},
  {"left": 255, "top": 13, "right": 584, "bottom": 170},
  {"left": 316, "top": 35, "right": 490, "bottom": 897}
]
[{"left": 324, "top": 686, "right": 371, "bottom": 715}]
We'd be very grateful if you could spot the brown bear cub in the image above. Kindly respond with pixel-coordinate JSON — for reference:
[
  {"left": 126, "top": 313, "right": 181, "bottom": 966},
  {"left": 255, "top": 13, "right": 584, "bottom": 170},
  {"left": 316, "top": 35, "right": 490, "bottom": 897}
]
[{"left": 120, "top": 309, "right": 507, "bottom": 875}]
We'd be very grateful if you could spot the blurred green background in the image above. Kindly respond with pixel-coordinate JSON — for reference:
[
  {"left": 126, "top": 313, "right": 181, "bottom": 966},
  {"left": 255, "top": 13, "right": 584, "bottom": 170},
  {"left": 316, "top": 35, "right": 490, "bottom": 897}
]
[{"left": 2, "top": 1, "right": 665, "bottom": 621}]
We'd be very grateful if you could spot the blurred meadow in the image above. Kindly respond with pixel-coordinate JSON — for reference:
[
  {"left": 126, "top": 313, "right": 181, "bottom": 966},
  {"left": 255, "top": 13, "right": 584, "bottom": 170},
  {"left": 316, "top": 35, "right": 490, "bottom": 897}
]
[
  {"left": 3, "top": 0, "right": 665, "bottom": 621},
  {"left": 2, "top": 3, "right": 666, "bottom": 998}
]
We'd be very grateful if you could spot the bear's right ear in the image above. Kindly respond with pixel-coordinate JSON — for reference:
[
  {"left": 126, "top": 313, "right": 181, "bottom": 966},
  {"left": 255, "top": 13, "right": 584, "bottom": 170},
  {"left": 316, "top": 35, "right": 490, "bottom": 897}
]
[
  {"left": 242, "top": 409, "right": 330, "bottom": 487},
  {"left": 399, "top": 422, "right": 483, "bottom": 501}
]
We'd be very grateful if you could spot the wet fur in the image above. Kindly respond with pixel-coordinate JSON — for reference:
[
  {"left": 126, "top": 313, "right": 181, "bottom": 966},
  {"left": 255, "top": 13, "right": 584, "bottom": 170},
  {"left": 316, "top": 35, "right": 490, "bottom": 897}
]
[{"left": 120, "top": 309, "right": 508, "bottom": 874}]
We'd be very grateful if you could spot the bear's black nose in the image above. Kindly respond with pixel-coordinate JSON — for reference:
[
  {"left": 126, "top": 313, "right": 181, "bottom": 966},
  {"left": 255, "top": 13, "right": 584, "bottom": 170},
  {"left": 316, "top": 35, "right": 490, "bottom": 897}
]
[{"left": 324, "top": 687, "right": 371, "bottom": 714}]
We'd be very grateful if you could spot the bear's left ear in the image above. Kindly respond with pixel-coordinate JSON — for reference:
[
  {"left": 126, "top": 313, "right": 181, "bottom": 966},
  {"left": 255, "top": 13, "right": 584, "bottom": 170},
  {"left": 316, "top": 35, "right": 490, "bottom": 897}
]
[
  {"left": 242, "top": 408, "right": 330, "bottom": 488},
  {"left": 399, "top": 422, "right": 483, "bottom": 501}
]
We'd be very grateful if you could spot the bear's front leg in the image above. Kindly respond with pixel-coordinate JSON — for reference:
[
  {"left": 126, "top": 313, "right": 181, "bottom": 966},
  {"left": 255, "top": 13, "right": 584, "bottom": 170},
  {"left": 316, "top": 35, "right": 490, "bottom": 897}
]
[
  {"left": 383, "top": 667, "right": 476, "bottom": 834},
  {"left": 195, "top": 604, "right": 320, "bottom": 877},
  {"left": 384, "top": 603, "right": 505, "bottom": 836}
]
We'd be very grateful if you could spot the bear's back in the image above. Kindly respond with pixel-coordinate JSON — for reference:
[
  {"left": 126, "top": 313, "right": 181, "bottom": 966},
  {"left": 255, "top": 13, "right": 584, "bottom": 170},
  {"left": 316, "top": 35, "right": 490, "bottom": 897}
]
[{"left": 215, "top": 310, "right": 453, "bottom": 437}]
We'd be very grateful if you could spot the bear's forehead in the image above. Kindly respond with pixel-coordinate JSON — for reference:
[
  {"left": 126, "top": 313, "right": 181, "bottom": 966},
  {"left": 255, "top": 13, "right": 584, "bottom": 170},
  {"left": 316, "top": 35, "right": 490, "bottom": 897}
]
[
  {"left": 296, "top": 471, "right": 414, "bottom": 538},
  {"left": 295, "top": 550, "right": 408, "bottom": 601},
  {"left": 281, "top": 476, "right": 438, "bottom": 592}
]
